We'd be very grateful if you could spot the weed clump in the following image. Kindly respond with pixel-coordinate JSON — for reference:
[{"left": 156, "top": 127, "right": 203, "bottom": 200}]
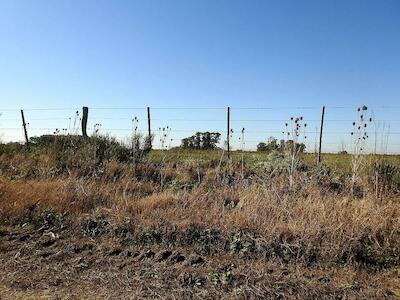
[
  {"left": 38, "top": 208, "right": 68, "bottom": 231},
  {"left": 81, "top": 217, "right": 110, "bottom": 237},
  {"left": 371, "top": 161, "right": 400, "bottom": 196}
]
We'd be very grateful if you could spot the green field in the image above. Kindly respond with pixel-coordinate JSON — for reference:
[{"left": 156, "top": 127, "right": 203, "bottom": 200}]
[{"left": 149, "top": 148, "right": 400, "bottom": 173}]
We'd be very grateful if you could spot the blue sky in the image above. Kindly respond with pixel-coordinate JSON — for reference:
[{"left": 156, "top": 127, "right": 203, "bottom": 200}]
[{"left": 0, "top": 0, "right": 399, "bottom": 152}]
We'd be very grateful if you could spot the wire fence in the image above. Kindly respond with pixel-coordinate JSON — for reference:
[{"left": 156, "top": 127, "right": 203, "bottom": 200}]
[{"left": 0, "top": 105, "right": 399, "bottom": 154}]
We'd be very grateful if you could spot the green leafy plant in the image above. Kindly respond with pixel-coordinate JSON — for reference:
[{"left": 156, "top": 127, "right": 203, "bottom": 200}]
[
  {"left": 81, "top": 217, "right": 110, "bottom": 237},
  {"left": 229, "top": 232, "right": 252, "bottom": 254}
]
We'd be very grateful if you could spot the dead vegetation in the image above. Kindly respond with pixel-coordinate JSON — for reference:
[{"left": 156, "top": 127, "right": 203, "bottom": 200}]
[{"left": 0, "top": 135, "right": 399, "bottom": 299}]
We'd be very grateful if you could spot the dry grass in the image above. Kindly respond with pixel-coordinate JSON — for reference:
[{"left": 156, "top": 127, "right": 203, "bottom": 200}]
[
  {"left": 1, "top": 171, "right": 399, "bottom": 267},
  {"left": 0, "top": 138, "right": 399, "bottom": 298}
]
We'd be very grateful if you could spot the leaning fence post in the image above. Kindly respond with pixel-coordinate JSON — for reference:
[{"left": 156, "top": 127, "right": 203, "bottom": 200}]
[
  {"left": 147, "top": 106, "right": 152, "bottom": 147},
  {"left": 20, "top": 109, "right": 29, "bottom": 146},
  {"left": 81, "top": 106, "right": 89, "bottom": 137},
  {"left": 227, "top": 106, "right": 230, "bottom": 159},
  {"left": 318, "top": 105, "right": 325, "bottom": 164}
]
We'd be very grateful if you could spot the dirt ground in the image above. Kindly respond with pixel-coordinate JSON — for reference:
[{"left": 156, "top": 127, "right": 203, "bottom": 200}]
[{"left": 0, "top": 225, "right": 399, "bottom": 300}]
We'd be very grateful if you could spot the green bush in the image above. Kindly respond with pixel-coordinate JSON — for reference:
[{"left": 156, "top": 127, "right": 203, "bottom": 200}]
[
  {"left": 0, "top": 142, "right": 25, "bottom": 155},
  {"left": 2, "top": 134, "right": 150, "bottom": 177}
]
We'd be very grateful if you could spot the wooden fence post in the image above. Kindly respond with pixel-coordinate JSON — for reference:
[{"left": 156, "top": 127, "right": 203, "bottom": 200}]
[
  {"left": 82, "top": 106, "right": 89, "bottom": 137},
  {"left": 318, "top": 106, "right": 325, "bottom": 164},
  {"left": 147, "top": 106, "right": 152, "bottom": 147},
  {"left": 20, "top": 109, "right": 29, "bottom": 145},
  {"left": 227, "top": 106, "right": 230, "bottom": 159}
]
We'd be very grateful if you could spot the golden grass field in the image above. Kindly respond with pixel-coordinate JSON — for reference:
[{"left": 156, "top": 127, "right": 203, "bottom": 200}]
[{"left": 0, "top": 136, "right": 399, "bottom": 299}]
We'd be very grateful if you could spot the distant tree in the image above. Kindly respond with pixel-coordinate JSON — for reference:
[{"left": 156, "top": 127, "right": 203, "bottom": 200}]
[
  {"left": 257, "top": 137, "right": 279, "bottom": 152},
  {"left": 296, "top": 141, "right": 306, "bottom": 153},
  {"left": 181, "top": 137, "right": 190, "bottom": 149},
  {"left": 257, "top": 137, "right": 305, "bottom": 153},
  {"left": 279, "top": 139, "right": 285, "bottom": 151},
  {"left": 283, "top": 139, "right": 306, "bottom": 153},
  {"left": 181, "top": 132, "right": 221, "bottom": 150},
  {"left": 266, "top": 137, "right": 279, "bottom": 151},
  {"left": 194, "top": 132, "right": 201, "bottom": 149},
  {"left": 284, "top": 139, "right": 294, "bottom": 152},
  {"left": 257, "top": 142, "right": 268, "bottom": 152}
]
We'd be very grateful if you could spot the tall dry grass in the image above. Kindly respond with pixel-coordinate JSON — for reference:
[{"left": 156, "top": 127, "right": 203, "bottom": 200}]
[
  {"left": 0, "top": 136, "right": 399, "bottom": 268},
  {"left": 1, "top": 173, "right": 399, "bottom": 267}
]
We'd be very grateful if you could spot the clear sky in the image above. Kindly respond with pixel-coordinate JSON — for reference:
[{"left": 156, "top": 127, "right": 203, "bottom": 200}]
[{"left": 0, "top": 0, "right": 399, "bottom": 152}]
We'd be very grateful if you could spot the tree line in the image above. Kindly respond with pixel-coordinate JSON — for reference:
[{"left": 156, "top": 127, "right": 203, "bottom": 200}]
[{"left": 180, "top": 132, "right": 305, "bottom": 152}]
